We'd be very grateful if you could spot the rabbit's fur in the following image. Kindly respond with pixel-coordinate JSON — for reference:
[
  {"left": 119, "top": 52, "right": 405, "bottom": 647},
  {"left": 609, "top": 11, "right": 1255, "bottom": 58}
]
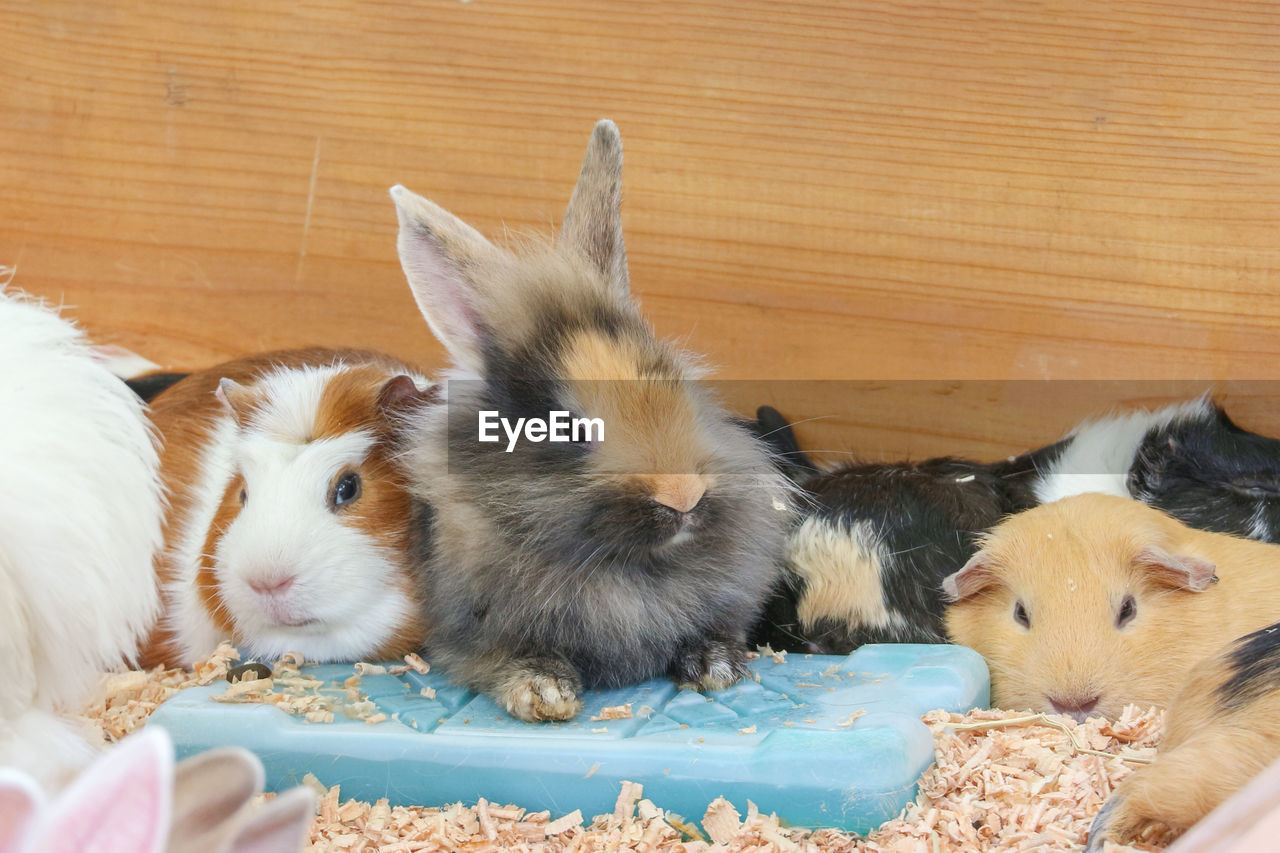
[
  {"left": 392, "top": 121, "right": 791, "bottom": 721},
  {"left": 0, "top": 289, "right": 163, "bottom": 789}
]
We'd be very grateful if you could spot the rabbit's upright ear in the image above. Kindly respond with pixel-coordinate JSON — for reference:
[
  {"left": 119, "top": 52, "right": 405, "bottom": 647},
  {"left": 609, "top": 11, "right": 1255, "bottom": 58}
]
[
  {"left": 0, "top": 768, "right": 43, "bottom": 853},
  {"left": 223, "top": 786, "right": 317, "bottom": 853},
  {"left": 165, "top": 746, "right": 264, "bottom": 853},
  {"left": 390, "top": 184, "right": 501, "bottom": 374},
  {"left": 559, "top": 119, "right": 628, "bottom": 292},
  {"left": 32, "top": 726, "right": 173, "bottom": 853}
]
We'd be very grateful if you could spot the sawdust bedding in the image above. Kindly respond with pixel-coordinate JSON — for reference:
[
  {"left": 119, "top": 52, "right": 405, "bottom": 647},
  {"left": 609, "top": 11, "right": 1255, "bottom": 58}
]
[{"left": 76, "top": 645, "right": 1174, "bottom": 853}]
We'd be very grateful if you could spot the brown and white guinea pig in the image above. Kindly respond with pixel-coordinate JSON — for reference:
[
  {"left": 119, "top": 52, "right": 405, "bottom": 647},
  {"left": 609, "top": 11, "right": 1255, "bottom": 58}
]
[
  {"left": 942, "top": 492, "right": 1280, "bottom": 721},
  {"left": 389, "top": 120, "right": 793, "bottom": 722},
  {"left": 139, "top": 348, "right": 438, "bottom": 669},
  {"left": 1086, "top": 622, "right": 1280, "bottom": 851}
]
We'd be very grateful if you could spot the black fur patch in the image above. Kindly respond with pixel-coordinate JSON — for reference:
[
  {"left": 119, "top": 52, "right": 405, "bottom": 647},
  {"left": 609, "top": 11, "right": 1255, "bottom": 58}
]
[
  {"left": 751, "top": 448, "right": 1051, "bottom": 653},
  {"left": 124, "top": 372, "right": 189, "bottom": 403},
  {"left": 1216, "top": 621, "right": 1280, "bottom": 711},
  {"left": 1129, "top": 403, "right": 1280, "bottom": 542}
]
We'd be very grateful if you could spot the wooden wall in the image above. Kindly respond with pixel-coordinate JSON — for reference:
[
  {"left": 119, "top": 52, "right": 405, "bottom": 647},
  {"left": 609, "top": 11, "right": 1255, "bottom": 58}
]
[{"left": 3, "top": 0, "right": 1280, "bottom": 461}]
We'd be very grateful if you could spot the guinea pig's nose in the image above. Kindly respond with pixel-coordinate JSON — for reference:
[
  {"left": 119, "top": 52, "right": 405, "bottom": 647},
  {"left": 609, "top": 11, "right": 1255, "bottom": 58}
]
[
  {"left": 1049, "top": 695, "right": 1100, "bottom": 723},
  {"left": 248, "top": 575, "right": 295, "bottom": 596}
]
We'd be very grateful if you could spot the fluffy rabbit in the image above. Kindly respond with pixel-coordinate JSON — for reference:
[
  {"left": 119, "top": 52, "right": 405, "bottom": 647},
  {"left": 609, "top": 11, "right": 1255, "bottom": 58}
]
[
  {"left": 0, "top": 289, "right": 164, "bottom": 790},
  {"left": 391, "top": 120, "right": 792, "bottom": 721},
  {"left": 0, "top": 726, "right": 315, "bottom": 853},
  {"left": 139, "top": 348, "right": 436, "bottom": 668}
]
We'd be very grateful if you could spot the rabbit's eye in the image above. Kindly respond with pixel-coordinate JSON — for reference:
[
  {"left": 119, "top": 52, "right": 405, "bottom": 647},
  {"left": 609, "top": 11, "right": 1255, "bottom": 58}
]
[
  {"left": 330, "top": 471, "right": 362, "bottom": 510},
  {"left": 1116, "top": 595, "right": 1137, "bottom": 628},
  {"left": 1013, "top": 601, "right": 1030, "bottom": 629}
]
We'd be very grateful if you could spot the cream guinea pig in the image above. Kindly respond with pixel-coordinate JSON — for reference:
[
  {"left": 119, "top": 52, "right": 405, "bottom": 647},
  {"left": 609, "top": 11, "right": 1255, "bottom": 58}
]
[
  {"left": 943, "top": 492, "right": 1280, "bottom": 720},
  {"left": 140, "top": 348, "right": 437, "bottom": 668},
  {"left": 1086, "top": 621, "right": 1280, "bottom": 849}
]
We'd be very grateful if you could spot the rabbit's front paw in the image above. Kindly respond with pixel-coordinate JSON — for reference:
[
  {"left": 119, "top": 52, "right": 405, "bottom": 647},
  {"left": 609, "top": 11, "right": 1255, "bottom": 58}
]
[
  {"left": 672, "top": 638, "right": 749, "bottom": 692},
  {"left": 496, "top": 662, "right": 583, "bottom": 722}
]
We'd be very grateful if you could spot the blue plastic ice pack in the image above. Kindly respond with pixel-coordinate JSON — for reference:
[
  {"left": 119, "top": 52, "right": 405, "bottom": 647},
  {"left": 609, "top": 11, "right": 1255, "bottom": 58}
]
[{"left": 148, "top": 644, "right": 988, "bottom": 833}]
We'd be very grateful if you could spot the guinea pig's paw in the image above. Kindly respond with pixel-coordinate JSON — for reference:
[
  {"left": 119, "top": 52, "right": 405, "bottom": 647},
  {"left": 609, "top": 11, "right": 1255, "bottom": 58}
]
[
  {"left": 496, "top": 662, "right": 583, "bottom": 723},
  {"left": 1085, "top": 792, "right": 1146, "bottom": 853},
  {"left": 672, "top": 638, "right": 749, "bottom": 692}
]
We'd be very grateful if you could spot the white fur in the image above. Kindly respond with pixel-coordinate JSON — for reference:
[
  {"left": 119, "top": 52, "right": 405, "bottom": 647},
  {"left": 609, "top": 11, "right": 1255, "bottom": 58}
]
[
  {"left": 1032, "top": 398, "right": 1213, "bottom": 504},
  {"left": 0, "top": 289, "right": 164, "bottom": 790},
  {"left": 166, "top": 365, "right": 417, "bottom": 664}
]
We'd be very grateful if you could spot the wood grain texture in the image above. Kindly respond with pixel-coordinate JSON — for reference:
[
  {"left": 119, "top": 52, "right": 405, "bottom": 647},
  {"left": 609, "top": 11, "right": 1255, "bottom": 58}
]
[{"left": 3, "top": 0, "right": 1280, "bottom": 460}]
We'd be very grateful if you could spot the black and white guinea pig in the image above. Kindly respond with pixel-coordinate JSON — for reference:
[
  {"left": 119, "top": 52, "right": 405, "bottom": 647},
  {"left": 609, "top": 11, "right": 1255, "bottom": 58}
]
[
  {"left": 749, "top": 407, "right": 1056, "bottom": 653},
  {"left": 140, "top": 348, "right": 438, "bottom": 668},
  {"left": 1032, "top": 397, "right": 1280, "bottom": 542}
]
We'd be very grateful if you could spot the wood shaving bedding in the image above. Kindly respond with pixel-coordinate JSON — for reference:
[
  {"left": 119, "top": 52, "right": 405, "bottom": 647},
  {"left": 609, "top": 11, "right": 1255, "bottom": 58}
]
[{"left": 75, "top": 648, "right": 1177, "bottom": 852}]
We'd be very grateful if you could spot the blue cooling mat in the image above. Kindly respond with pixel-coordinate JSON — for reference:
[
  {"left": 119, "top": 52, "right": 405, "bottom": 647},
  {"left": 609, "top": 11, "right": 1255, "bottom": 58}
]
[{"left": 149, "top": 644, "right": 988, "bottom": 833}]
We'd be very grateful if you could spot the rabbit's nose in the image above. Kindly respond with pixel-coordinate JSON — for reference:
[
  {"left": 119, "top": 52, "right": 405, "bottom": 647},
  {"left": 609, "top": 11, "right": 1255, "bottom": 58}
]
[{"left": 648, "top": 474, "right": 706, "bottom": 514}]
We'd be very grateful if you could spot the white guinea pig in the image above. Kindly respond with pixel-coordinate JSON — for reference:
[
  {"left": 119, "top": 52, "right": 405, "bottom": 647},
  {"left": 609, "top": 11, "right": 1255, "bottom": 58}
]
[
  {"left": 0, "top": 288, "right": 164, "bottom": 789},
  {"left": 140, "top": 348, "right": 437, "bottom": 668}
]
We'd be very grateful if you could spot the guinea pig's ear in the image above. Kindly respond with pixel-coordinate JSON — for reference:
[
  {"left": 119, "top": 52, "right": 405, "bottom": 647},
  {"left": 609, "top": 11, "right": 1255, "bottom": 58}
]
[
  {"left": 942, "top": 551, "right": 1001, "bottom": 602},
  {"left": 215, "top": 378, "right": 256, "bottom": 428},
  {"left": 389, "top": 184, "right": 500, "bottom": 375},
  {"left": 558, "top": 119, "right": 629, "bottom": 293},
  {"left": 1134, "top": 545, "right": 1219, "bottom": 591},
  {"left": 376, "top": 375, "right": 441, "bottom": 417}
]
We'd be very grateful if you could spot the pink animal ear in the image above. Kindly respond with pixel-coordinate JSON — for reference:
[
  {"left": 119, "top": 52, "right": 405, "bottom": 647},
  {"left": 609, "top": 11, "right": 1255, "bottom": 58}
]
[
  {"left": 377, "top": 374, "right": 441, "bottom": 417},
  {"left": 1134, "top": 546, "right": 1218, "bottom": 591},
  {"left": 225, "top": 786, "right": 317, "bottom": 853},
  {"left": 215, "top": 378, "right": 257, "bottom": 428},
  {"left": 0, "top": 768, "right": 44, "bottom": 853},
  {"left": 30, "top": 726, "right": 173, "bottom": 853},
  {"left": 942, "top": 551, "right": 1001, "bottom": 602},
  {"left": 390, "top": 184, "right": 498, "bottom": 375}
]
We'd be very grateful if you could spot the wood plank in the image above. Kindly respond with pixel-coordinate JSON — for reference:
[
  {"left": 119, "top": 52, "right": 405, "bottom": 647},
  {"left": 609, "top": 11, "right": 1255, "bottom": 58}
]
[{"left": 2, "top": 0, "right": 1279, "bottom": 459}]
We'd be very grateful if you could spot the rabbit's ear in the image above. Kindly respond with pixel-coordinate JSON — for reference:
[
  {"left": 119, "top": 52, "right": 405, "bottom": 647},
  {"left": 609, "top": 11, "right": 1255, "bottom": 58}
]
[
  {"left": 165, "top": 746, "right": 264, "bottom": 853},
  {"left": 390, "top": 184, "right": 500, "bottom": 374},
  {"left": 0, "top": 768, "right": 43, "bottom": 853},
  {"left": 32, "top": 726, "right": 173, "bottom": 853},
  {"left": 221, "top": 786, "right": 316, "bottom": 853},
  {"left": 559, "top": 119, "right": 628, "bottom": 292}
]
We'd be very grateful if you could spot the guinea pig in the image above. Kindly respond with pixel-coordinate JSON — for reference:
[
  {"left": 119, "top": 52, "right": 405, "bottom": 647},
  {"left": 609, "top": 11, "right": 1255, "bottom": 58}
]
[
  {"left": 745, "top": 404, "right": 1057, "bottom": 653},
  {"left": 139, "top": 348, "right": 438, "bottom": 668},
  {"left": 1033, "top": 397, "right": 1280, "bottom": 542},
  {"left": 943, "top": 492, "right": 1280, "bottom": 720},
  {"left": 0, "top": 289, "right": 164, "bottom": 789},
  {"left": 1085, "top": 621, "right": 1280, "bottom": 850},
  {"left": 390, "top": 120, "right": 792, "bottom": 722}
]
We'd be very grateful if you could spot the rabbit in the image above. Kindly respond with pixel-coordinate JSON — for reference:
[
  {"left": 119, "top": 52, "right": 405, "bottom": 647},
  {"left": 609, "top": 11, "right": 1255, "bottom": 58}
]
[
  {"left": 943, "top": 492, "right": 1280, "bottom": 720},
  {"left": 1086, "top": 622, "right": 1280, "bottom": 851},
  {"left": 0, "top": 288, "right": 164, "bottom": 790},
  {"left": 138, "top": 348, "right": 438, "bottom": 668},
  {"left": 390, "top": 120, "right": 792, "bottom": 722},
  {"left": 0, "top": 726, "right": 316, "bottom": 853}
]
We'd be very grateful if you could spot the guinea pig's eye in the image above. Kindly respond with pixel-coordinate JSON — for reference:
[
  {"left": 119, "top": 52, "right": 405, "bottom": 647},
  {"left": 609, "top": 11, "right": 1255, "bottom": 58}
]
[
  {"left": 1116, "top": 594, "right": 1137, "bottom": 629},
  {"left": 329, "top": 471, "right": 362, "bottom": 510},
  {"left": 238, "top": 488, "right": 247, "bottom": 507},
  {"left": 1013, "top": 600, "right": 1031, "bottom": 629}
]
